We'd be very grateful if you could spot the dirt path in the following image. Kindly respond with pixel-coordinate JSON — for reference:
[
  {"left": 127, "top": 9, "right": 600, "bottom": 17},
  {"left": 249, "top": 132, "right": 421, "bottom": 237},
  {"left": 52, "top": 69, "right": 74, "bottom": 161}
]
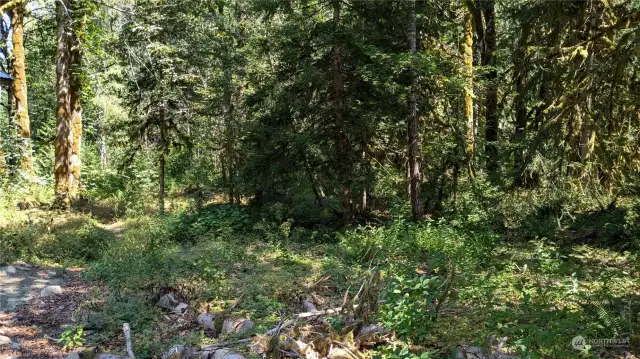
[
  {"left": 0, "top": 265, "right": 63, "bottom": 313},
  {"left": 0, "top": 265, "right": 92, "bottom": 359}
]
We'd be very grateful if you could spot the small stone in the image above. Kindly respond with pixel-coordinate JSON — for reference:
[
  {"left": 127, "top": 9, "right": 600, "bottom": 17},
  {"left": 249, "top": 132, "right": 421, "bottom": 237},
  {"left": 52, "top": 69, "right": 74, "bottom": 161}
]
[
  {"left": 10, "top": 341, "right": 21, "bottom": 350},
  {"left": 47, "top": 270, "right": 58, "bottom": 277},
  {"left": 3, "top": 266, "right": 17, "bottom": 275},
  {"left": 172, "top": 302, "right": 188, "bottom": 314},
  {"left": 161, "top": 345, "right": 185, "bottom": 359},
  {"left": 158, "top": 293, "right": 179, "bottom": 311},
  {"left": 210, "top": 348, "right": 245, "bottom": 359},
  {"left": 66, "top": 353, "right": 81, "bottom": 359},
  {"left": 0, "top": 335, "right": 12, "bottom": 346},
  {"left": 222, "top": 318, "right": 254, "bottom": 334},
  {"left": 356, "top": 324, "right": 387, "bottom": 344},
  {"left": 96, "top": 354, "right": 124, "bottom": 359},
  {"left": 40, "top": 285, "right": 64, "bottom": 297},
  {"left": 197, "top": 313, "right": 215, "bottom": 331},
  {"left": 328, "top": 348, "right": 352, "bottom": 359}
]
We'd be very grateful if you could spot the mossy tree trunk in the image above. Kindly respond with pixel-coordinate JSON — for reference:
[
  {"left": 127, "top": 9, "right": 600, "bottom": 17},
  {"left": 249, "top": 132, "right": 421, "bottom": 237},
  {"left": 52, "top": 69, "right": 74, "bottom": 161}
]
[
  {"left": 463, "top": 6, "right": 474, "bottom": 174},
  {"left": 55, "top": 0, "right": 72, "bottom": 209},
  {"left": 481, "top": 0, "right": 499, "bottom": 182},
  {"left": 68, "top": 0, "right": 85, "bottom": 200},
  {"left": 0, "top": 135, "right": 6, "bottom": 175},
  {"left": 578, "top": 0, "right": 598, "bottom": 166},
  {"left": 10, "top": 2, "right": 32, "bottom": 176},
  {"left": 513, "top": 23, "right": 530, "bottom": 187},
  {"left": 407, "top": 0, "right": 423, "bottom": 221}
]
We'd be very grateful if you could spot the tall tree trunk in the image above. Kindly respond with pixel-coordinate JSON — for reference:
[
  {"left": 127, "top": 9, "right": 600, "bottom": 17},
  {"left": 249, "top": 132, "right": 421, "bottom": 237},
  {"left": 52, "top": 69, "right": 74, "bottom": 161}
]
[
  {"left": 579, "top": 0, "right": 597, "bottom": 165},
  {"left": 54, "top": 0, "right": 72, "bottom": 209},
  {"left": 331, "top": 0, "right": 354, "bottom": 226},
  {"left": 10, "top": 3, "right": 32, "bottom": 175},
  {"left": 463, "top": 7, "right": 474, "bottom": 171},
  {"left": 159, "top": 119, "right": 167, "bottom": 214},
  {"left": 223, "top": 64, "right": 234, "bottom": 205},
  {"left": 0, "top": 135, "right": 5, "bottom": 175},
  {"left": 98, "top": 111, "right": 107, "bottom": 169},
  {"left": 481, "top": 0, "right": 499, "bottom": 181},
  {"left": 407, "top": 0, "right": 423, "bottom": 221},
  {"left": 513, "top": 23, "right": 530, "bottom": 187},
  {"left": 159, "top": 151, "right": 166, "bottom": 214},
  {"left": 68, "top": 0, "right": 85, "bottom": 199}
]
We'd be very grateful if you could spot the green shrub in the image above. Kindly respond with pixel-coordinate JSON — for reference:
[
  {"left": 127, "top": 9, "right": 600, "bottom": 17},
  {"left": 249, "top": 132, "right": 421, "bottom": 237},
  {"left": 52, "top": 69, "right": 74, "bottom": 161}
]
[
  {"left": 381, "top": 274, "right": 442, "bottom": 344},
  {"left": 169, "top": 204, "right": 251, "bottom": 243}
]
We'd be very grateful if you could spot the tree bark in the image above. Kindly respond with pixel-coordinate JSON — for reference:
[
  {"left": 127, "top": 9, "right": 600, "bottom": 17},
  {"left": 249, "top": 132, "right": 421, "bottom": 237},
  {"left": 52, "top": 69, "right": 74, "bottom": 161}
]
[
  {"left": 159, "top": 119, "right": 167, "bottom": 214},
  {"left": 159, "top": 151, "right": 166, "bottom": 215},
  {"left": 579, "top": 0, "right": 597, "bottom": 165},
  {"left": 223, "top": 64, "right": 234, "bottom": 205},
  {"left": 55, "top": 0, "right": 72, "bottom": 209},
  {"left": 513, "top": 23, "right": 530, "bottom": 187},
  {"left": 0, "top": 135, "right": 5, "bottom": 175},
  {"left": 407, "top": 0, "right": 423, "bottom": 221},
  {"left": 331, "top": 0, "right": 354, "bottom": 226},
  {"left": 10, "top": 2, "right": 32, "bottom": 175},
  {"left": 68, "top": 0, "right": 85, "bottom": 199},
  {"left": 481, "top": 0, "right": 499, "bottom": 182},
  {"left": 463, "top": 7, "right": 475, "bottom": 173}
]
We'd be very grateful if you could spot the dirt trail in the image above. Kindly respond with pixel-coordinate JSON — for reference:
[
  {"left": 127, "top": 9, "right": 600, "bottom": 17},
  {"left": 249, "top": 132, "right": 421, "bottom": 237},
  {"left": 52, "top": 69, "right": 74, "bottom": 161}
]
[
  {"left": 1, "top": 265, "right": 82, "bottom": 359},
  {"left": 0, "top": 265, "right": 63, "bottom": 313}
]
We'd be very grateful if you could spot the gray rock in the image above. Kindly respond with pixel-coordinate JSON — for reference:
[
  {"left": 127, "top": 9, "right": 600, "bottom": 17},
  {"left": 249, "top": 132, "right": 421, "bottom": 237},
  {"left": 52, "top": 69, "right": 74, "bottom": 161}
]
[
  {"left": 3, "top": 266, "right": 17, "bottom": 275},
  {"left": 222, "top": 318, "right": 254, "bottom": 334},
  {"left": 197, "top": 313, "right": 216, "bottom": 331},
  {"left": 356, "top": 324, "right": 388, "bottom": 344},
  {"left": 210, "top": 348, "right": 245, "bottom": 359},
  {"left": 158, "top": 293, "right": 179, "bottom": 311},
  {"left": 0, "top": 335, "right": 12, "bottom": 346},
  {"left": 67, "top": 351, "right": 123, "bottom": 359},
  {"left": 10, "top": 341, "right": 21, "bottom": 350},
  {"left": 40, "top": 285, "right": 63, "bottom": 297},
  {"left": 173, "top": 302, "right": 188, "bottom": 314},
  {"left": 161, "top": 345, "right": 186, "bottom": 359}
]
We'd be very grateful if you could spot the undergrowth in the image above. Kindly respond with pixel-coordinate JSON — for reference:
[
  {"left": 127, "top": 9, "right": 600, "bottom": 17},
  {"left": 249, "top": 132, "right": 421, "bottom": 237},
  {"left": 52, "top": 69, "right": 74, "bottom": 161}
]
[{"left": 1, "top": 189, "right": 638, "bottom": 358}]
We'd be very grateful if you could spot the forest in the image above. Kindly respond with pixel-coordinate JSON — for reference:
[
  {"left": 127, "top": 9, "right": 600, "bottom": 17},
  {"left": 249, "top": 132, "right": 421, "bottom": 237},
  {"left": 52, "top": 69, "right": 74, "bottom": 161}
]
[{"left": 0, "top": 0, "right": 639, "bottom": 358}]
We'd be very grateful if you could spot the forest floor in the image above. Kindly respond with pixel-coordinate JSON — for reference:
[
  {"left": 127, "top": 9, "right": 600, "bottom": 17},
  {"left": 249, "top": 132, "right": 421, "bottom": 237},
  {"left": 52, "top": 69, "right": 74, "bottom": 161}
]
[{"left": 1, "top": 201, "right": 640, "bottom": 359}]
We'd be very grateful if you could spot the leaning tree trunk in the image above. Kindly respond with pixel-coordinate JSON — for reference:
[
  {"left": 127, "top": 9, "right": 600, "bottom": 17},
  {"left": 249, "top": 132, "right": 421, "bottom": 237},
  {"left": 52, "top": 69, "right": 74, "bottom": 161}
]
[
  {"left": 331, "top": 0, "right": 354, "bottom": 226},
  {"left": 54, "top": 0, "right": 72, "bottom": 209},
  {"left": 482, "top": 0, "right": 499, "bottom": 182},
  {"left": 407, "top": 0, "right": 423, "bottom": 221},
  {"left": 463, "top": 6, "right": 475, "bottom": 174},
  {"left": 11, "top": 2, "right": 33, "bottom": 176},
  {"left": 68, "top": 0, "right": 85, "bottom": 200}
]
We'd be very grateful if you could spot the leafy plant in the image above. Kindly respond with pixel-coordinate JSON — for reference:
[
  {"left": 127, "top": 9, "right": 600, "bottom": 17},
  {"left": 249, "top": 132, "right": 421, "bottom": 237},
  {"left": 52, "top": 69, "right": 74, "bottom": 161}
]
[
  {"left": 381, "top": 275, "right": 442, "bottom": 344},
  {"left": 57, "top": 325, "right": 86, "bottom": 351}
]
